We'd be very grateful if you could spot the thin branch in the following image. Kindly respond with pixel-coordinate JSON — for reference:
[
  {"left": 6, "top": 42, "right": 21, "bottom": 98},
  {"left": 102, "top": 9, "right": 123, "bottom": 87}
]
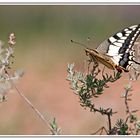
[
  {"left": 91, "top": 126, "right": 108, "bottom": 135},
  {"left": 13, "top": 81, "right": 61, "bottom": 134},
  {"left": 13, "top": 83, "right": 52, "bottom": 130},
  {"left": 124, "top": 88, "right": 131, "bottom": 115},
  {"left": 123, "top": 84, "right": 133, "bottom": 125},
  {"left": 107, "top": 113, "right": 112, "bottom": 134}
]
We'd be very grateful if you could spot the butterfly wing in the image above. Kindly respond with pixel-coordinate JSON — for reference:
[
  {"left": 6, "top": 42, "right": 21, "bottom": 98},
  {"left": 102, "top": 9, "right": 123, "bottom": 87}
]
[
  {"left": 85, "top": 48, "right": 115, "bottom": 70},
  {"left": 96, "top": 24, "right": 140, "bottom": 71}
]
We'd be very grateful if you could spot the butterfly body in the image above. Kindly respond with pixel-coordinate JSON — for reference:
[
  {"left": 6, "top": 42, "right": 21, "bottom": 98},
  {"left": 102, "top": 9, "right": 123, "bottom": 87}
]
[{"left": 86, "top": 24, "right": 140, "bottom": 72}]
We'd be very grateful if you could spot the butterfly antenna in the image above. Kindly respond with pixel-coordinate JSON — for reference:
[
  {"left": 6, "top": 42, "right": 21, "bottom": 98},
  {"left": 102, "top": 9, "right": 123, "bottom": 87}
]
[{"left": 71, "top": 40, "right": 87, "bottom": 48}]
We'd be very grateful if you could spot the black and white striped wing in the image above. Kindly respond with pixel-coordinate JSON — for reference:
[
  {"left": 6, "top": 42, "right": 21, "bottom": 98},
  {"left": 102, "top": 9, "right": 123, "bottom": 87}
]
[{"left": 96, "top": 24, "right": 140, "bottom": 71}]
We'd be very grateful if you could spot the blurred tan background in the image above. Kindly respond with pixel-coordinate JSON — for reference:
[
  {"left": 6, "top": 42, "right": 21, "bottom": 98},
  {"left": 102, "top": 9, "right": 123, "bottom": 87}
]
[{"left": 0, "top": 5, "right": 140, "bottom": 135}]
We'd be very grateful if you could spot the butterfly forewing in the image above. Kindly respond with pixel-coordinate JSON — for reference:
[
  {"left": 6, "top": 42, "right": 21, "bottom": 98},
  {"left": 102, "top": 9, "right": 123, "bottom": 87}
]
[{"left": 94, "top": 24, "right": 140, "bottom": 72}]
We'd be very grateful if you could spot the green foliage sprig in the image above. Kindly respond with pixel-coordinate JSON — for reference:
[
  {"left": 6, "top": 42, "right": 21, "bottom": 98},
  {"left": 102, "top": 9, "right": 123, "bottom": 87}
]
[
  {"left": 67, "top": 61, "right": 140, "bottom": 135},
  {"left": 67, "top": 63, "right": 121, "bottom": 112}
]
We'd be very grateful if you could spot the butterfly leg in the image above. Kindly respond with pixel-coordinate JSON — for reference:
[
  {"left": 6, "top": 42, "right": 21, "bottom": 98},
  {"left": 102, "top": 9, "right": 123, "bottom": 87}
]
[
  {"left": 102, "top": 66, "right": 106, "bottom": 77},
  {"left": 87, "top": 60, "right": 91, "bottom": 74}
]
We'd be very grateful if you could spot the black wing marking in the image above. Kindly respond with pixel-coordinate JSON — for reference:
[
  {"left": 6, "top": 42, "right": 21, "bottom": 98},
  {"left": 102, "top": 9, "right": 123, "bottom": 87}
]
[{"left": 106, "top": 24, "right": 140, "bottom": 70}]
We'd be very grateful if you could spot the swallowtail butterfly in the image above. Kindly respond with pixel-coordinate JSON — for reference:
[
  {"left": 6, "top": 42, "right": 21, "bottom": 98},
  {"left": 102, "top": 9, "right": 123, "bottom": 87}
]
[{"left": 85, "top": 24, "right": 140, "bottom": 72}]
